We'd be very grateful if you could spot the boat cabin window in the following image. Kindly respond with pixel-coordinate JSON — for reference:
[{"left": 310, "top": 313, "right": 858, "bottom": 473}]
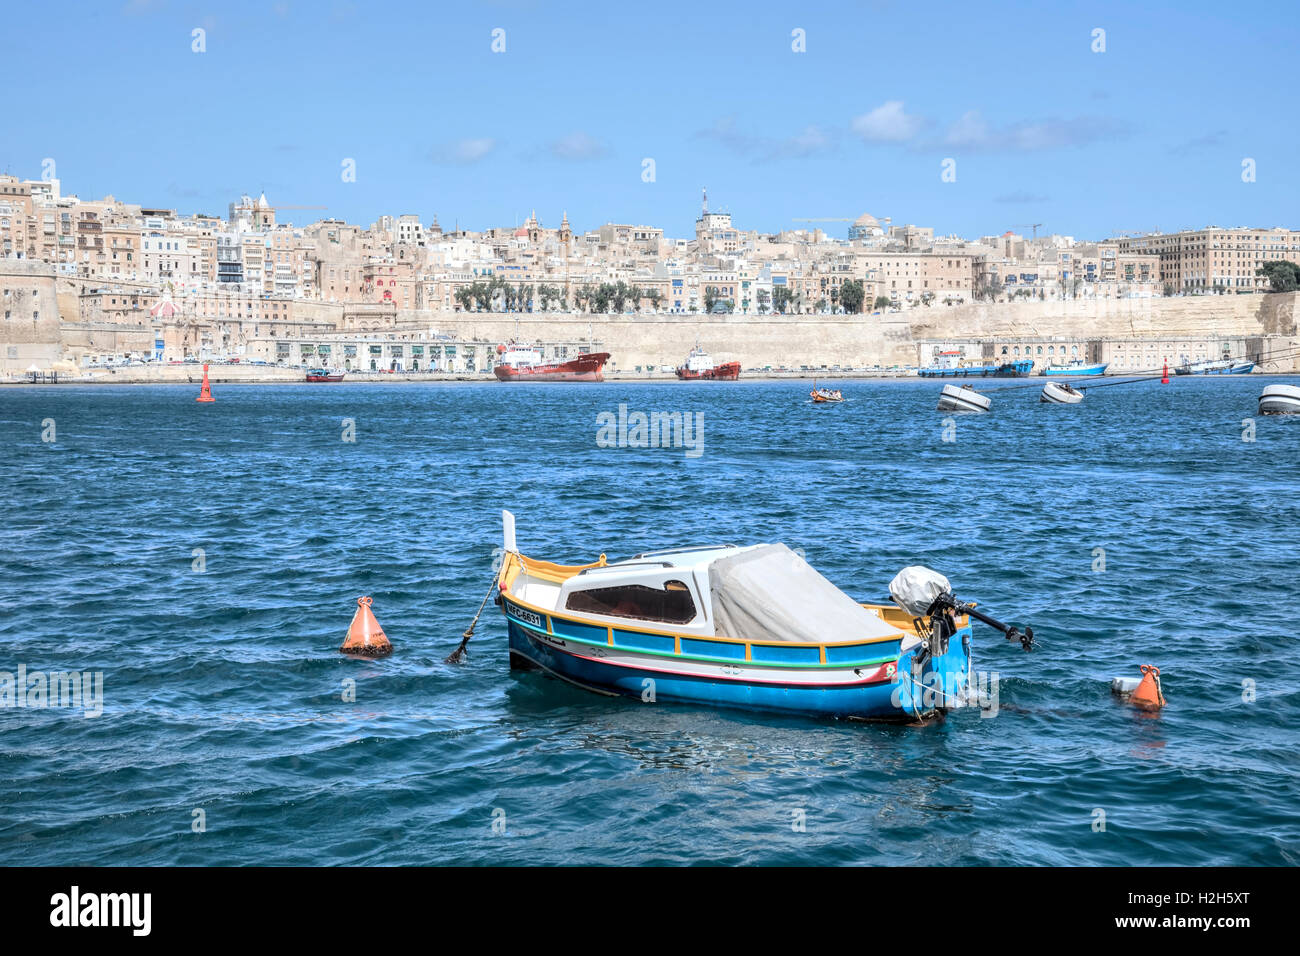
[{"left": 565, "top": 580, "right": 697, "bottom": 625}]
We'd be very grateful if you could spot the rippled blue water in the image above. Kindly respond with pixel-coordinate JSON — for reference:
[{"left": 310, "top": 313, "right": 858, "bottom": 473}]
[{"left": 1, "top": 378, "right": 1297, "bottom": 866}]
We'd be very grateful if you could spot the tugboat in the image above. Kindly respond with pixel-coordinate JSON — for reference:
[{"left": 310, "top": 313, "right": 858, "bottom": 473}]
[
  {"left": 305, "top": 368, "right": 345, "bottom": 382},
  {"left": 675, "top": 346, "right": 740, "bottom": 381},
  {"left": 493, "top": 344, "right": 610, "bottom": 382}
]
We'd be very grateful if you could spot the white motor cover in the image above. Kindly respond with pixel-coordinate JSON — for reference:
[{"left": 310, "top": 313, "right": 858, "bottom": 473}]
[{"left": 889, "top": 566, "right": 953, "bottom": 617}]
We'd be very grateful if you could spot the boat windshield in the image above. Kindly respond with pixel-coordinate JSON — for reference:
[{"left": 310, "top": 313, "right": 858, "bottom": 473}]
[{"left": 565, "top": 580, "right": 697, "bottom": 625}]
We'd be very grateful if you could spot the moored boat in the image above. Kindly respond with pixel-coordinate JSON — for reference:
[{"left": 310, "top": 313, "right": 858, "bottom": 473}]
[
  {"left": 305, "top": 368, "right": 345, "bottom": 382},
  {"left": 1259, "top": 383, "right": 1300, "bottom": 415},
  {"left": 1040, "top": 361, "right": 1108, "bottom": 376},
  {"left": 937, "top": 383, "right": 991, "bottom": 412},
  {"left": 1174, "top": 358, "right": 1256, "bottom": 375},
  {"left": 1040, "top": 381, "right": 1084, "bottom": 404},
  {"left": 494, "top": 344, "right": 611, "bottom": 382},
  {"left": 494, "top": 511, "right": 1031, "bottom": 722},
  {"left": 918, "top": 359, "right": 1032, "bottom": 378},
  {"left": 676, "top": 346, "right": 740, "bottom": 381}
]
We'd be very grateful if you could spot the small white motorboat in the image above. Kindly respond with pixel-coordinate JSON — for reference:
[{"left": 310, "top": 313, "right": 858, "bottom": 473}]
[
  {"left": 1259, "top": 383, "right": 1300, "bottom": 415},
  {"left": 937, "top": 384, "right": 991, "bottom": 413},
  {"left": 1040, "top": 381, "right": 1084, "bottom": 404}
]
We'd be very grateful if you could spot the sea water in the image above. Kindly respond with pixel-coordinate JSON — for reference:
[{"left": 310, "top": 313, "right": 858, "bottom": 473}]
[{"left": 1, "top": 378, "right": 1297, "bottom": 865}]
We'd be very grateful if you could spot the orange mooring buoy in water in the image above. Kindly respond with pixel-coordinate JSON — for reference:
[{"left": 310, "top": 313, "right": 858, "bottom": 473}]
[
  {"left": 1161, "top": 359, "right": 1170, "bottom": 385},
  {"left": 1130, "top": 664, "right": 1166, "bottom": 710},
  {"left": 196, "top": 363, "right": 215, "bottom": 402},
  {"left": 341, "top": 596, "right": 392, "bottom": 657}
]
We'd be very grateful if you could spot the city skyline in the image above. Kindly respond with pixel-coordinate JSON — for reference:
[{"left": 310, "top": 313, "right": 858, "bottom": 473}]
[{"left": 4, "top": 0, "right": 1297, "bottom": 239}]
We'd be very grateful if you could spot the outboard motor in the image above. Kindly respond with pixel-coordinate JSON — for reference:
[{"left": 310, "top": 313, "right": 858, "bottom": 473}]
[{"left": 889, "top": 566, "right": 1034, "bottom": 651}]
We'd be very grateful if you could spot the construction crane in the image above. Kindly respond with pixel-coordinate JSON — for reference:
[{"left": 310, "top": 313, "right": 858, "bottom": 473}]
[{"left": 1014, "top": 223, "right": 1044, "bottom": 239}]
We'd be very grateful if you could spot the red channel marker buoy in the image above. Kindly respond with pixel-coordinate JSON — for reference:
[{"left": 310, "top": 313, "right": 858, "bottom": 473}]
[
  {"left": 341, "top": 596, "right": 393, "bottom": 657},
  {"left": 1161, "top": 359, "right": 1170, "bottom": 385},
  {"left": 196, "top": 363, "right": 215, "bottom": 402}
]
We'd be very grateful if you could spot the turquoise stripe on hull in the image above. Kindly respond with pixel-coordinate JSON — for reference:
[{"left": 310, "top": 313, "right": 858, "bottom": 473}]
[
  {"left": 504, "top": 614, "right": 973, "bottom": 721},
  {"left": 1040, "top": 362, "right": 1108, "bottom": 376}
]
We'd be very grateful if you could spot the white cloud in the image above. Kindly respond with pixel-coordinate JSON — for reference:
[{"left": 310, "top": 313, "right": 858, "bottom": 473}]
[
  {"left": 432, "top": 138, "right": 496, "bottom": 165},
  {"left": 696, "top": 118, "right": 834, "bottom": 162},
  {"left": 945, "top": 110, "right": 1128, "bottom": 151},
  {"left": 946, "top": 110, "right": 991, "bottom": 147},
  {"left": 851, "top": 101, "right": 924, "bottom": 143},
  {"left": 549, "top": 131, "right": 607, "bottom": 161},
  {"left": 777, "top": 125, "right": 832, "bottom": 158}
]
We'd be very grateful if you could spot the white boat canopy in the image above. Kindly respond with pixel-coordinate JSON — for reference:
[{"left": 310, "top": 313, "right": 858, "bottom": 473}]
[{"left": 707, "top": 544, "right": 900, "bottom": 644}]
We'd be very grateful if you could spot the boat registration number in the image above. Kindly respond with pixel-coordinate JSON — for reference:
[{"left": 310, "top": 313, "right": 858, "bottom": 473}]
[{"left": 505, "top": 601, "right": 543, "bottom": 628}]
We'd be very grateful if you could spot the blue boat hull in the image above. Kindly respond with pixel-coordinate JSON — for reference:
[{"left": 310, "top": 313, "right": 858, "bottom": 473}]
[
  {"left": 1177, "top": 362, "right": 1256, "bottom": 375},
  {"left": 1040, "top": 362, "right": 1108, "bottom": 376},
  {"left": 504, "top": 612, "right": 974, "bottom": 722},
  {"left": 918, "top": 359, "right": 1033, "bottom": 379}
]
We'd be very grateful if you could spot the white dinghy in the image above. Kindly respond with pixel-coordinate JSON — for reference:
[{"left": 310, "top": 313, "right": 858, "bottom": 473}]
[
  {"left": 1259, "top": 383, "right": 1300, "bottom": 415},
  {"left": 1040, "top": 381, "right": 1084, "bottom": 404},
  {"left": 936, "top": 384, "right": 991, "bottom": 413}
]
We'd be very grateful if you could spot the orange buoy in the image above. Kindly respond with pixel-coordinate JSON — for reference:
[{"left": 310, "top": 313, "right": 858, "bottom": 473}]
[
  {"left": 1130, "top": 664, "right": 1166, "bottom": 710},
  {"left": 341, "top": 596, "right": 392, "bottom": 657},
  {"left": 1161, "top": 359, "right": 1170, "bottom": 385},
  {"left": 196, "top": 363, "right": 215, "bottom": 402}
]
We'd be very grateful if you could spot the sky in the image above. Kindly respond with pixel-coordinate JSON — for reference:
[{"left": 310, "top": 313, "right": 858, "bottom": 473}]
[{"left": 4, "top": 0, "right": 1297, "bottom": 241}]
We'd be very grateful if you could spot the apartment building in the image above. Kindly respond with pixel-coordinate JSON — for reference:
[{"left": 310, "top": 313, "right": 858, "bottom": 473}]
[{"left": 1118, "top": 227, "right": 1300, "bottom": 292}]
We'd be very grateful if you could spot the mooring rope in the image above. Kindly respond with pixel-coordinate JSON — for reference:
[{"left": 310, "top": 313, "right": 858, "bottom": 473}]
[{"left": 446, "top": 575, "right": 499, "bottom": 664}]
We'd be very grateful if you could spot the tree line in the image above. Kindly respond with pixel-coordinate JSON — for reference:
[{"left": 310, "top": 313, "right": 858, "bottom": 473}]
[
  {"left": 451, "top": 275, "right": 900, "bottom": 314},
  {"left": 453, "top": 276, "right": 666, "bottom": 313}
]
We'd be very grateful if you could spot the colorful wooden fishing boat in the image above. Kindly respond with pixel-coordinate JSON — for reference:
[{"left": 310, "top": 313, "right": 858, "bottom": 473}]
[
  {"left": 810, "top": 379, "right": 844, "bottom": 403},
  {"left": 494, "top": 511, "right": 1031, "bottom": 722},
  {"left": 305, "top": 368, "right": 345, "bottom": 382}
]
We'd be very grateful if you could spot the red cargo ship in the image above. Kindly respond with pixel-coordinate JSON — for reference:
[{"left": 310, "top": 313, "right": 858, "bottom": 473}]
[
  {"left": 493, "top": 345, "right": 610, "bottom": 382},
  {"left": 675, "top": 346, "right": 740, "bottom": 381}
]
